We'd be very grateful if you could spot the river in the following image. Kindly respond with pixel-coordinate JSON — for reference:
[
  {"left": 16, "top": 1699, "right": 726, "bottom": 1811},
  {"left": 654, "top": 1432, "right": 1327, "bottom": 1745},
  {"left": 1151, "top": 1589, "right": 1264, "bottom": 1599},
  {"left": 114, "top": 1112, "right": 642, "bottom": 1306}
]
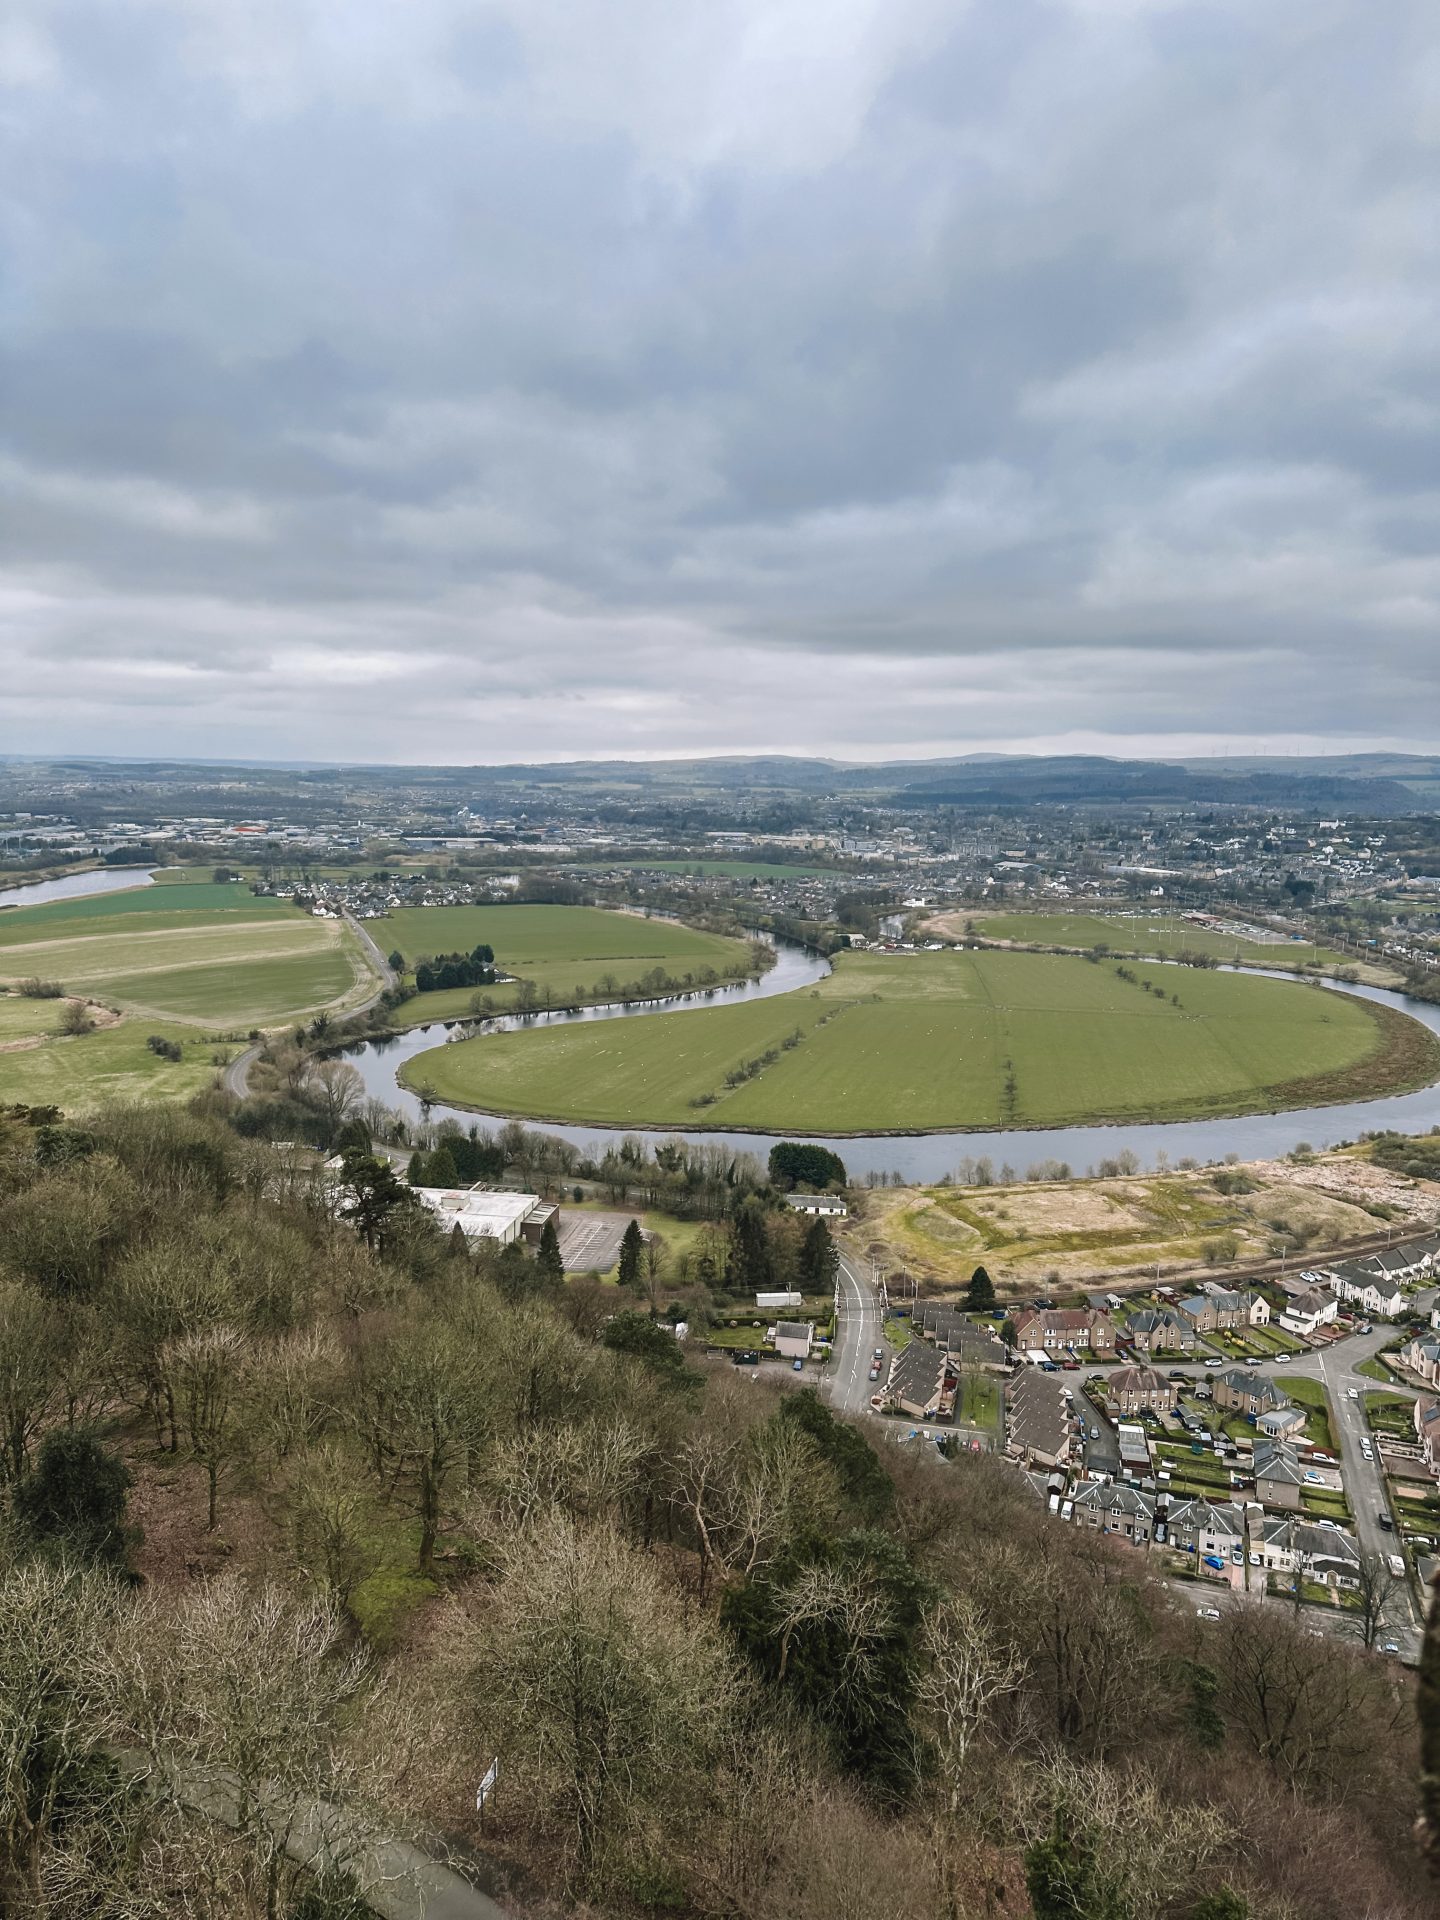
[
  {"left": 0, "top": 866, "right": 156, "bottom": 910},
  {"left": 342, "top": 941, "right": 1440, "bottom": 1182}
]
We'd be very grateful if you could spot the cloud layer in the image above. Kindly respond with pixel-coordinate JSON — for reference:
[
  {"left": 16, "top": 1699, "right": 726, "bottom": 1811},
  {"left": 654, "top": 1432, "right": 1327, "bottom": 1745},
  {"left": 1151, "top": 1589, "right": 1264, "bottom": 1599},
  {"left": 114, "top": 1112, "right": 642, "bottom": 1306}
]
[{"left": 3, "top": 0, "right": 1437, "bottom": 763}]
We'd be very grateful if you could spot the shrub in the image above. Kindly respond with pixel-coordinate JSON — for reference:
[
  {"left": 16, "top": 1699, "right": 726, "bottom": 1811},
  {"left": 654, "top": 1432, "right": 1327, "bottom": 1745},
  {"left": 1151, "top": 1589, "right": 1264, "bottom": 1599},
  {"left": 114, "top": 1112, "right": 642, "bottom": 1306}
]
[{"left": 19, "top": 977, "right": 65, "bottom": 999}]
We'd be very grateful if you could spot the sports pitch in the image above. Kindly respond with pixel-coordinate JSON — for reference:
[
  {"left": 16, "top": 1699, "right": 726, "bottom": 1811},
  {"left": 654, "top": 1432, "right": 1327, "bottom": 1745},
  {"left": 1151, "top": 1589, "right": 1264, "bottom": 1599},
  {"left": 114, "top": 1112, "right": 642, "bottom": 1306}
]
[{"left": 400, "top": 947, "right": 1437, "bottom": 1133}]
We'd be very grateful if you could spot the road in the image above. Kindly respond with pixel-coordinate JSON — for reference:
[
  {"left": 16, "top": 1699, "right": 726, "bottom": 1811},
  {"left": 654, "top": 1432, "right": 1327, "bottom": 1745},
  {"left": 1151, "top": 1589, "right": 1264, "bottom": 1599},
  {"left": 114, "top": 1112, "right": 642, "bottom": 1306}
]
[
  {"left": 223, "top": 910, "right": 394, "bottom": 1100},
  {"left": 828, "top": 1246, "right": 882, "bottom": 1415},
  {"left": 1075, "top": 1304, "right": 1436, "bottom": 1655}
]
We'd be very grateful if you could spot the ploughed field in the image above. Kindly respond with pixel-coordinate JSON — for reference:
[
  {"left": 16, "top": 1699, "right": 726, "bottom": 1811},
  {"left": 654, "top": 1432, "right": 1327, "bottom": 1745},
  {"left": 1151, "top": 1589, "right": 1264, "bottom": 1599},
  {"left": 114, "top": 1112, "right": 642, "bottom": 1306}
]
[
  {"left": 400, "top": 947, "right": 1437, "bottom": 1133},
  {"left": 384, "top": 903, "right": 759, "bottom": 1024}
]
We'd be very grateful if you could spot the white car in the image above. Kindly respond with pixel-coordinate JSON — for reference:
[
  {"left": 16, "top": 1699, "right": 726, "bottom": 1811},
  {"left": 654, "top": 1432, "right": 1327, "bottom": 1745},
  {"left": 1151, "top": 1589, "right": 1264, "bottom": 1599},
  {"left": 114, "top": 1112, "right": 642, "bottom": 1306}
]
[
  {"left": 1347, "top": 1387, "right": 1359, "bottom": 1399},
  {"left": 1196, "top": 1606, "right": 1221, "bottom": 1620},
  {"left": 1204, "top": 1358, "right": 1224, "bottom": 1369}
]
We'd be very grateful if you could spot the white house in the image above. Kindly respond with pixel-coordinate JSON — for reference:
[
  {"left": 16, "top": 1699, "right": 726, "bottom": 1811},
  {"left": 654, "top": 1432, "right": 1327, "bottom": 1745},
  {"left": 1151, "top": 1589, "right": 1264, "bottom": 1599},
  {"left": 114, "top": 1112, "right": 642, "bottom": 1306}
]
[
  {"left": 773, "top": 1320, "right": 815, "bottom": 1359},
  {"left": 1278, "top": 1287, "right": 1338, "bottom": 1337},
  {"left": 1329, "top": 1266, "right": 1404, "bottom": 1319},
  {"left": 1258, "top": 1517, "right": 1360, "bottom": 1587},
  {"left": 783, "top": 1194, "right": 848, "bottom": 1217}
]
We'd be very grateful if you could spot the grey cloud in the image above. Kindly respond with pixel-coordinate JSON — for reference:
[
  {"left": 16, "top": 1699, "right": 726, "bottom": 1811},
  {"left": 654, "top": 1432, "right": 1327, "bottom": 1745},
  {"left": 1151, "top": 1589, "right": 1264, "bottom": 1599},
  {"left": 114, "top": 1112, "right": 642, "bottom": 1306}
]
[{"left": 1, "top": 0, "right": 1436, "bottom": 761}]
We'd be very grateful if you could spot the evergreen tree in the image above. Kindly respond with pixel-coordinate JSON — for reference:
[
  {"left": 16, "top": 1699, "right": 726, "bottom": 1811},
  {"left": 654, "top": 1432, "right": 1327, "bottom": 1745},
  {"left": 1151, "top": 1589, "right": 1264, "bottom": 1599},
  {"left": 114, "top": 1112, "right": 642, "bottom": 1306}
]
[
  {"left": 617, "top": 1219, "right": 645, "bottom": 1288},
  {"left": 964, "top": 1264, "right": 996, "bottom": 1312},
  {"left": 15, "top": 1430, "right": 136, "bottom": 1572},
  {"left": 727, "top": 1198, "right": 772, "bottom": 1294},
  {"left": 426, "top": 1146, "right": 459, "bottom": 1190},
  {"left": 406, "top": 1150, "right": 426, "bottom": 1186},
  {"left": 537, "top": 1216, "right": 564, "bottom": 1284},
  {"left": 798, "top": 1218, "right": 838, "bottom": 1292}
]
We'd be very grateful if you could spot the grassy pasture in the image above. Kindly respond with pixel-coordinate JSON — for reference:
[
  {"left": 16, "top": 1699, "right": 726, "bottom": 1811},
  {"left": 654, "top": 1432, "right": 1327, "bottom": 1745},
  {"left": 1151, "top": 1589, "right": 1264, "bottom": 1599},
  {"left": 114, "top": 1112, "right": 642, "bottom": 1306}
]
[
  {"left": 0, "top": 873, "right": 373, "bottom": 1035},
  {"left": 400, "top": 946, "right": 1428, "bottom": 1134},
  {"left": 385, "top": 904, "right": 757, "bottom": 1024},
  {"left": 0, "top": 1001, "right": 232, "bottom": 1107},
  {"left": 0, "top": 881, "right": 290, "bottom": 941},
  {"left": 959, "top": 909, "right": 1346, "bottom": 968}
]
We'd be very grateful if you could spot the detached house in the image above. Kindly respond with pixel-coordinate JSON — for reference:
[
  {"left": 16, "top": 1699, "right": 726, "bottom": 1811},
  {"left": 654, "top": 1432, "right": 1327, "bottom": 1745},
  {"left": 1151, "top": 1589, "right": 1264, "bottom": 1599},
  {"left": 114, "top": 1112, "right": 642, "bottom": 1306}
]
[
  {"left": 1011, "top": 1307, "right": 1117, "bottom": 1356},
  {"left": 1278, "top": 1287, "right": 1338, "bottom": 1338}
]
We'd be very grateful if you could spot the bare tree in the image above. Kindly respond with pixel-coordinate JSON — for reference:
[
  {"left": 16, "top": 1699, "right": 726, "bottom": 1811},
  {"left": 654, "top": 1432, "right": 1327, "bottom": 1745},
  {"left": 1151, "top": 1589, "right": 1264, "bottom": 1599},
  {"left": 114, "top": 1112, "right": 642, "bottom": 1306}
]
[
  {"left": 304, "top": 1060, "right": 365, "bottom": 1145},
  {"left": 165, "top": 1324, "right": 249, "bottom": 1529},
  {"left": 0, "top": 1281, "right": 60, "bottom": 1489},
  {"left": 1352, "top": 1550, "right": 1401, "bottom": 1650},
  {"left": 480, "top": 1515, "right": 737, "bottom": 1882}
]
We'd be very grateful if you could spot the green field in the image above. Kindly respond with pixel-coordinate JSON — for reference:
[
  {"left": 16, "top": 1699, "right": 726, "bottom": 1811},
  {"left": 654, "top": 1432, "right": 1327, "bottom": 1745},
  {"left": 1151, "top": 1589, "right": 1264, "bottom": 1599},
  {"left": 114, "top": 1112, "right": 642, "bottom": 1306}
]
[
  {"left": 0, "top": 875, "right": 375, "bottom": 1043},
  {"left": 384, "top": 904, "right": 758, "bottom": 1024},
  {"left": 0, "top": 993, "right": 233, "bottom": 1107},
  {"left": 398, "top": 946, "right": 1432, "bottom": 1133},
  {"left": 0, "top": 880, "right": 290, "bottom": 940},
  {"left": 964, "top": 910, "right": 1346, "bottom": 968}
]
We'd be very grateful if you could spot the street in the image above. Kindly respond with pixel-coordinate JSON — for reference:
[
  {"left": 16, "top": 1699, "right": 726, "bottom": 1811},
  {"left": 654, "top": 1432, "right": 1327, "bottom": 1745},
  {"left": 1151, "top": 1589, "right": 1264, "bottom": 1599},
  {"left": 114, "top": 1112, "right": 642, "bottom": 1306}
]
[{"left": 827, "top": 1246, "right": 883, "bottom": 1416}]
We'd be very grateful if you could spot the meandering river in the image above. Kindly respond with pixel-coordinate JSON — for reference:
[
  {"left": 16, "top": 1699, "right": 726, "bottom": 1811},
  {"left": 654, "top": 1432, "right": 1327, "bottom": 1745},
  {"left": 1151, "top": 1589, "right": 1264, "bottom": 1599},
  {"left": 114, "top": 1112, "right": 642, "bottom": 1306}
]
[{"left": 342, "top": 941, "right": 1440, "bottom": 1181}]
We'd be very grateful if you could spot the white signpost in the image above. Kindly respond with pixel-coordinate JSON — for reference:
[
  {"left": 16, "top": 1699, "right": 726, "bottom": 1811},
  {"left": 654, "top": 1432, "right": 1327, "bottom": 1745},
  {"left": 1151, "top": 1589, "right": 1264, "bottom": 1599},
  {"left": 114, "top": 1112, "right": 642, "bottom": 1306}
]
[{"left": 476, "top": 1758, "right": 499, "bottom": 1816}]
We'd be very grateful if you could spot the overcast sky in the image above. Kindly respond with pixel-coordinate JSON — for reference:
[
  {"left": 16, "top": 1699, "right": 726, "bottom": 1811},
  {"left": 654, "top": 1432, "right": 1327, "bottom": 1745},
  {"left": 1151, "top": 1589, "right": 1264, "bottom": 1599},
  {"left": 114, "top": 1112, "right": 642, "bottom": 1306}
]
[{"left": 3, "top": 0, "right": 1437, "bottom": 766}]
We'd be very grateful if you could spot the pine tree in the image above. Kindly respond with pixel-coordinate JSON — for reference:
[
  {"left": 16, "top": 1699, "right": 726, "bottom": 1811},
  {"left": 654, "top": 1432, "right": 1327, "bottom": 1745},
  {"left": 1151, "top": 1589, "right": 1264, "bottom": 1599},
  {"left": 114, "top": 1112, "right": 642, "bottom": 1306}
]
[
  {"left": 799, "top": 1218, "right": 838, "bottom": 1292},
  {"left": 538, "top": 1216, "right": 564, "bottom": 1284},
  {"left": 617, "top": 1219, "right": 645, "bottom": 1288},
  {"left": 406, "top": 1150, "right": 426, "bottom": 1185},
  {"left": 427, "top": 1146, "right": 459, "bottom": 1190},
  {"left": 964, "top": 1264, "right": 996, "bottom": 1312}
]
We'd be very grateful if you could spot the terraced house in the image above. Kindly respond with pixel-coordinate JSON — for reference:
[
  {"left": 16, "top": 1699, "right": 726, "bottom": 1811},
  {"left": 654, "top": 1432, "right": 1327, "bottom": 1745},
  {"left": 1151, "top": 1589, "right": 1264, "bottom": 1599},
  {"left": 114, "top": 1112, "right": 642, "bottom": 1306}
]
[{"left": 1010, "top": 1306, "right": 1117, "bottom": 1356}]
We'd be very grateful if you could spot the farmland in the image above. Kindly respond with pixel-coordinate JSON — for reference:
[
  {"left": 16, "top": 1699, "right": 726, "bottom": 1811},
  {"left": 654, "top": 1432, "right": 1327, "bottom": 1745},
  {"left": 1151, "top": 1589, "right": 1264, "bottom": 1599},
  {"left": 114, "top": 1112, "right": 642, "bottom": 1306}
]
[
  {"left": 383, "top": 903, "right": 760, "bottom": 1024},
  {"left": 399, "top": 945, "right": 1432, "bottom": 1133},
  {"left": 0, "top": 878, "right": 378, "bottom": 1108},
  {"left": 939, "top": 908, "right": 1347, "bottom": 968}
]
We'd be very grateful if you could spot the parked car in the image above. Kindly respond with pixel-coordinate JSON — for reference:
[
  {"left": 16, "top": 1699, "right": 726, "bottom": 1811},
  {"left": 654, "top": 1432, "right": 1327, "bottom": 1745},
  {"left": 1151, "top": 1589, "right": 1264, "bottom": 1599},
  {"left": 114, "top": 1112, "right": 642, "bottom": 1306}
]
[
  {"left": 873, "top": 1348, "right": 884, "bottom": 1361},
  {"left": 1196, "top": 1606, "right": 1222, "bottom": 1620},
  {"left": 1378, "top": 1511, "right": 1394, "bottom": 1531},
  {"left": 1381, "top": 1642, "right": 1401, "bottom": 1656},
  {"left": 1204, "top": 1358, "right": 1224, "bottom": 1369},
  {"left": 791, "top": 1359, "right": 804, "bottom": 1373}
]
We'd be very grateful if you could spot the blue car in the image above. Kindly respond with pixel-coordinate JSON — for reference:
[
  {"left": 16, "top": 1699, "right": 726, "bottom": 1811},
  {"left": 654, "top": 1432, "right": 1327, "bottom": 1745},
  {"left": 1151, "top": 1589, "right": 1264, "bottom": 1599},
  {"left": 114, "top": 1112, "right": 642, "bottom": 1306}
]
[{"left": 792, "top": 1359, "right": 804, "bottom": 1372}]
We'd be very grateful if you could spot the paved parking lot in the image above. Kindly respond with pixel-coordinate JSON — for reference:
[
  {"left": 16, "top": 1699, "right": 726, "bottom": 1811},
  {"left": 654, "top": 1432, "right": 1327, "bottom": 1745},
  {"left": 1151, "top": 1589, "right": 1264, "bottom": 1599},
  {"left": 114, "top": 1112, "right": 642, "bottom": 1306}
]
[{"left": 557, "top": 1211, "right": 639, "bottom": 1275}]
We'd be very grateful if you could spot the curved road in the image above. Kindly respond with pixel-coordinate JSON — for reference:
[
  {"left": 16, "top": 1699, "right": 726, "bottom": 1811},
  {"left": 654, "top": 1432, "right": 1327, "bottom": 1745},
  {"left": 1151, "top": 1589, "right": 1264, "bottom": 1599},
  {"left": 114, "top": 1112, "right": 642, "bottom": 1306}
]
[{"left": 222, "top": 911, "right": 394, "bottom": 1099}]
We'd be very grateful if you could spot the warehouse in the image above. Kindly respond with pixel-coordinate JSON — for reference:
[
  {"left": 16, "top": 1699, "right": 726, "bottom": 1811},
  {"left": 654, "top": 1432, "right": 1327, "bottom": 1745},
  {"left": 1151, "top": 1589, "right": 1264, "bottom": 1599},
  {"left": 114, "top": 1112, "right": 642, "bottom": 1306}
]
[{"left": 413, "top": 1186, "right": 546, "bottom": 1246}]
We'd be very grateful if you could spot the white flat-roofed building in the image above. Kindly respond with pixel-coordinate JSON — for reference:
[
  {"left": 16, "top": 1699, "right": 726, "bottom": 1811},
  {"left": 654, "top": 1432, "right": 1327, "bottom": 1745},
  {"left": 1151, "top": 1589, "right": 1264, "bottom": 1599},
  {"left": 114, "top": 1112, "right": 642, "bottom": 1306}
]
[{"left": 413, "top": 1186, "right": 541, "bottom": 1245}]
